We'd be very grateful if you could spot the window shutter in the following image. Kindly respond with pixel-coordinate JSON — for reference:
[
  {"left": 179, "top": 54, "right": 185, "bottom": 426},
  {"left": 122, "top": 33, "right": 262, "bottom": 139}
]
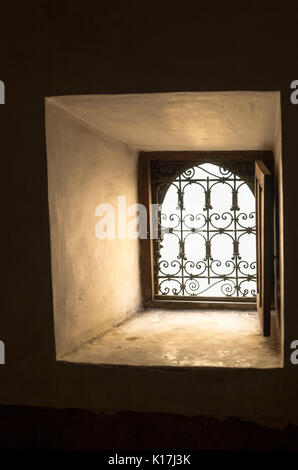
[{"left": 255, "top": 160, "right": 273, "bottom": 336}]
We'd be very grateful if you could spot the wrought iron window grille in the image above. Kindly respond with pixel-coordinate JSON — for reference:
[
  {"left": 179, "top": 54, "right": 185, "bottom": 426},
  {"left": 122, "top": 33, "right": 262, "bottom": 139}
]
[{"left": 151, "top": 160, "right": 256, "bottom": 300}]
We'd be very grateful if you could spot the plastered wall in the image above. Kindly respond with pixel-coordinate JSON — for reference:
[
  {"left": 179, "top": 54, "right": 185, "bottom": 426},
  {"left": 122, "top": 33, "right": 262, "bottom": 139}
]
[{"left": 46, "top": 102, "right": 141, "bottom": 357}]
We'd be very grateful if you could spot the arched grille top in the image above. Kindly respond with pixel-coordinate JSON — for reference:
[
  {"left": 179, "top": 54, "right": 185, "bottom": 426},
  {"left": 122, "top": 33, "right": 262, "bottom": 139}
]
[{"left": 151, "top": 159, "right": 255, "bottom": 203}]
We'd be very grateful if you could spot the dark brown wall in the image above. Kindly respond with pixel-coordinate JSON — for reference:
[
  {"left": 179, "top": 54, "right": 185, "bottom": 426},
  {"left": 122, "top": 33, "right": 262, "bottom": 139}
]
[
  {"left": 2, "top": 405, "right": 298, "bottom": 450},
  {"left": 2, "top": 0, "right": 298, "bottom": 424}
]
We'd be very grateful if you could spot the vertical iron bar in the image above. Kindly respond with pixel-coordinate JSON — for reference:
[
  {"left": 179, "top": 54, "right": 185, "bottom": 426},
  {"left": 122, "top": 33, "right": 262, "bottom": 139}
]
[
  {"left": 206, "top": 176, "right": 211, "bottom": 285},
  {"left": 179, "top": 173, "right": 185, "bottom": 295},
  {"left": 233, "top": 173, "right": 239, "bottom": 296}
]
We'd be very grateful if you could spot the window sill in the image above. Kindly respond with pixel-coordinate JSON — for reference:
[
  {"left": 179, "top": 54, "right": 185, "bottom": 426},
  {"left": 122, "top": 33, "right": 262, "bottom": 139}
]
[{"left": 145, "top": 299, "right": 257, "bottom": 311}]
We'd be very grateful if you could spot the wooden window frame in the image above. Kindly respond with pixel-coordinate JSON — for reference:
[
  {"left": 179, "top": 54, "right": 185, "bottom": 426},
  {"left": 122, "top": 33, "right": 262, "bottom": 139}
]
[
  {"left": 255, "top": 160, "right": 274, "bottom": 336},
  {"left": 138, "top": 150, "right": 274, "bottom": 312}
]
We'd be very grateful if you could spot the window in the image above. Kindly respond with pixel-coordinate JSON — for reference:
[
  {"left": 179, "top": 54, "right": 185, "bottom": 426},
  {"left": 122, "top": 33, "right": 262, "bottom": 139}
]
[
  {"left": 152, "top": 160, "right": 256, "bottom": 300},
  {"left": 139, "top": 151, "right": 274, "bottom": 337}
]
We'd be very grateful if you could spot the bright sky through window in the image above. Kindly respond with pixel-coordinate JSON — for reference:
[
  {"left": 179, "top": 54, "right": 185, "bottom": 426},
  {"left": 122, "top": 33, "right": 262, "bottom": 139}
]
[{"left": 156, "top": 163, "right": 256, "bottom": 298}]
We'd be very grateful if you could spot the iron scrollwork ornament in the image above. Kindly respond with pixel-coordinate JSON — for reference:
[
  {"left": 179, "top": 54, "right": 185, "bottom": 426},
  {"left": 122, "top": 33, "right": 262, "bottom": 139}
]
[{"left": 151, "top": 160, "right": 256, "bottom": 299}]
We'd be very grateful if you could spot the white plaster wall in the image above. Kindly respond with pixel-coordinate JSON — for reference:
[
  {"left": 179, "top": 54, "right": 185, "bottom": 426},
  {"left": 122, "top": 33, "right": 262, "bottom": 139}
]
[
  {"left": 46, "top": 102, "right": 142, "bottom": 357},
  {"left": 51, "top": 92, "right": 278, "bottom": 151}
]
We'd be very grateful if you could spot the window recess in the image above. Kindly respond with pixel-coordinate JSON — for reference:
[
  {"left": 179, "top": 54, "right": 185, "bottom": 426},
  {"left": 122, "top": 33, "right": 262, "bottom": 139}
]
[{"left": 139, "top": 151, "right": 275, "bottom": 337}]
